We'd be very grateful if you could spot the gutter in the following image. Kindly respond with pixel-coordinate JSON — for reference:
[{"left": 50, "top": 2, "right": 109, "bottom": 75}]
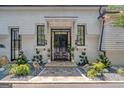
[
  {"left": 99, "top": 19, "right": 106, "bottom": 56},
  {"left": 0, "top": 5, "right": 107, "bottom": 7}
]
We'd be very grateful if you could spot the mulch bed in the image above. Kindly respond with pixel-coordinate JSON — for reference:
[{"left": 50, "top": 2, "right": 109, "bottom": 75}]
[
  {"left": 79, "top": 65, "right": 124, "bottom": 81},
  {"left": 0, "top": 63, "right": 44, "bottom": 81}
]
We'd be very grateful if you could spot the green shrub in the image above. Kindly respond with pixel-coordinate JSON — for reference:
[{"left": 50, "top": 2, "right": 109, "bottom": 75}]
[
  {"left": 87, "top": 62, "right": 105, "bottom": 78},
  {"left": 3, "top": 64, "right": 13, "bottom": 74},
  {"left": 16, "top": 50, "right": 28, "bottom": 65},
  {"left": 16, "top": 64, "right": 30, "bottom": 76},
  {"left": 92, "top": 62, "right": 105, "bottom": 72},
  {"left": 9, "top": 64, "right": 18, "bottom": 75},
  {"left": 87, "top": 55, "right": 111, "bottom": 78},
  {"left": 96, "top": 54, "right": 112, "bottom": 68},
  {"left": 87, "top": 69, "right": 97, "bottom": 78},
  {"left": 112, "top": 14, "right": 124, "bottom": 27},
  {"left": 117, "top": 68, "right": 124, "bottom": 75},
  {"left": 9, "top": 64, "right": 30, "bottom": 76}
]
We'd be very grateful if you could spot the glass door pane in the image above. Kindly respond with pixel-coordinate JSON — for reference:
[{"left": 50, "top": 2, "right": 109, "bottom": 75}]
[{"left": 51, "top": 29, "right": 71, "bottom": 61}]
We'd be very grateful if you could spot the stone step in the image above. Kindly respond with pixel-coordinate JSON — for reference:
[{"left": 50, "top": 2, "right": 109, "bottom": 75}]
[{"left": 45, "top": 61, "right": 77, "bottom": 68}]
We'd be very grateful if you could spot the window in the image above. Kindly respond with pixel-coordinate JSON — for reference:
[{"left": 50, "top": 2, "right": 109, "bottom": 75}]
[
  {"left": 11, "top": 28, "right": 21, "bottom": 61},
  {"left": 77, "top": 25, "right": 85, "bottom": 46},
  {"left": 37, "top": 25, "right": 45, "bottom": 46}
]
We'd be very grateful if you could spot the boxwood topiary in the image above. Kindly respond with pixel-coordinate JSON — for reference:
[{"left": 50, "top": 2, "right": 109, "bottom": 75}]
[{"left": 16, "top": 50, "right": 28, "bottom": 65}]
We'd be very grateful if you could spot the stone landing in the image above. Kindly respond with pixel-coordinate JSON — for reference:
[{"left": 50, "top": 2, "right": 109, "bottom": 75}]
[{"left": 45, "top": 61, "right": 77, "bottom": 68}]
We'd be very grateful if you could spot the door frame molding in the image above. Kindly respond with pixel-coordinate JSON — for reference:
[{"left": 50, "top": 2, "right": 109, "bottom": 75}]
[{"left": 51, "top": 29, "right": 71, "bottom": 61}]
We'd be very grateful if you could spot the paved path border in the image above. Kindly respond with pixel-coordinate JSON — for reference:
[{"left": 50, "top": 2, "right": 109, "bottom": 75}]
[
  {"left": 12, "top": 83, "right": 124, "bottom": 88},
  {"left": 76, "top": 68, "right": 90, "bottom": 80},
  {"left": 1, "top": 81, "right": 124, "bottom": 84},
  {"left": 1, "top": 81, "right": 124, "bottom": 88},
  {"left": 1, "top": 79, "right": 124, "bottom": 87}
]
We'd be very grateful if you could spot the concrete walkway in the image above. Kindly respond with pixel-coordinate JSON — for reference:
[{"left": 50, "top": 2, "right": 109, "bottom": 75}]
[{"left": 29, "top": 67, "right": 90, "bottom": 82}]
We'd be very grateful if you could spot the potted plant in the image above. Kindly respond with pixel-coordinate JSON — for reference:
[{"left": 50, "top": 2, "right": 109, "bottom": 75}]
[
  {"left": 47, "top": 48, "right": 51, "bottom": 63},
  {"left": 68, "top": 47, "right": 75, "bottom": 62}
]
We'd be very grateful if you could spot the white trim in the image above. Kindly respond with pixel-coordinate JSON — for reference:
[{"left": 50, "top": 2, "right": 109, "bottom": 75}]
[
  {"left": 35, "top": 23, "right": 46, "bottom": 47},
  {"left": 44, "top": 16, "right": 78, "bottom": 21},
  {"left": 35, "top": 23, "right": 45, "bottom": 34},
  {"left": 8, "top": 26, "right": 19, "bottom": 34},
  {"left": 35, "top": 46, "right": 46, "bottom": 49},
  {"left": 38, "top": 68, "right": 46, "bottom": 75},
  {"left": 77, "top": 23, "right": 87, "bottom": 34},
  {"left": 76, "top": 68, "right": 91, "bottom": 81},
  {"left": 28, "top": 68, "right": 46, "bottom": 81}
]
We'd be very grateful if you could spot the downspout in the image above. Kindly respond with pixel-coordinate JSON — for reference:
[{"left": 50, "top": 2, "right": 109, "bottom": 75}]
[
  {"left": 99, "top": 6, "right": 102, "bottom": 16},
  {"left": 98, "top": 6, "right": 120, "bottom": 56},
  {"left": 99, "top": 19, "right": 106, "bottom": 56},
  {"left": 98, "top": 6, "right": 106, "bottom": 56}
]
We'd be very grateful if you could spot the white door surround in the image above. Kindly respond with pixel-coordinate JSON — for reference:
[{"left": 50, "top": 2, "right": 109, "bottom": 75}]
[{"left": 45, "top": 18, "right": 76, "bottom": 62}]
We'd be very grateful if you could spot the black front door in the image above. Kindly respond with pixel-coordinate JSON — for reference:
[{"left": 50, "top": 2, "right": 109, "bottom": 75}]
[{"left": 51, "top": 29, "right": 71, "bottom": 61}]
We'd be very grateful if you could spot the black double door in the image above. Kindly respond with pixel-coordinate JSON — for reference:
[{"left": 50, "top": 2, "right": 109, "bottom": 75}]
[{"left": 51, "top": 30, "right": 71, "bottom": 61}]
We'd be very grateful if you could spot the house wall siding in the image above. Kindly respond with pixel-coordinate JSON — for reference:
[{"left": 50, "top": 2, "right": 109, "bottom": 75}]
[
  {"left": 0, "top": 35, "right": 10, "bottom": 57},
  {"left": 102, "top": 25, "right": 124, "bottom": 50},
  {"left": 102, "top": 20, "right": 124, "bottom": 65},
  {"left": 0, "top": 8, "right": 100, "bottom": 63},
  {"left": 106, "top": 51, "right": 124, "bottom": 65},
  {"left": 0, "top": 9, "right": 100, "bottom": 35}
]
